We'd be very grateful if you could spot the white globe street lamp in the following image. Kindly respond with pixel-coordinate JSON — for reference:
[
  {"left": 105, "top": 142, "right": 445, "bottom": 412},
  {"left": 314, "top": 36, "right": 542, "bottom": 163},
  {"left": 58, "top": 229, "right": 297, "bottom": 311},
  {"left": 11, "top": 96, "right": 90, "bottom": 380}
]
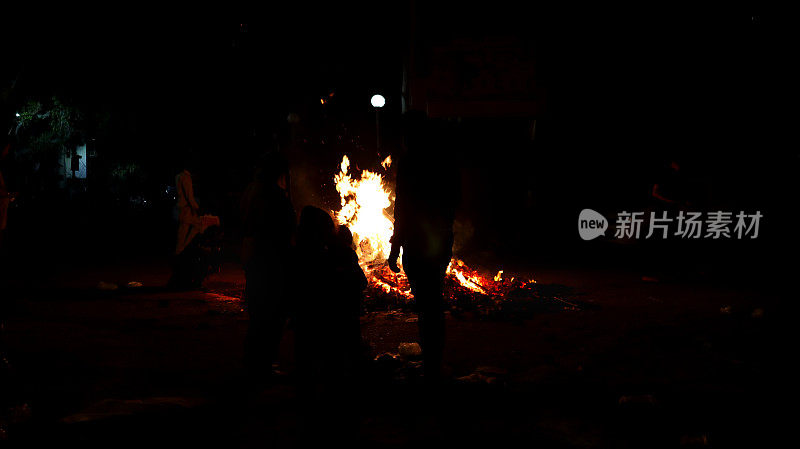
[{"left": 370, "top": 94, "right": 386, "bottom": 108}]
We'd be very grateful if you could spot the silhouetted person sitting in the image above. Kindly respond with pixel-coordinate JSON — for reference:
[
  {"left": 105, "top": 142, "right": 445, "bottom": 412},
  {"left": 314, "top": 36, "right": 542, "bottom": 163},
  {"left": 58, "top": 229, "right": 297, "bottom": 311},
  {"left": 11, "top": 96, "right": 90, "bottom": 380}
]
[
  {"left": 240, "top": 152, "right": 296, "bottom": 383},
  {"left": 388, "top": 111, "right": 461, "bottom": 384},
  {"left": 330, "top": 225, "right": 368, "bottom": 376},
  {"left": 292, "top": 206, "right": 366, "bottom": 443},
  {"left": 293, "top": 206, "right": 335, "bottom": 391}
]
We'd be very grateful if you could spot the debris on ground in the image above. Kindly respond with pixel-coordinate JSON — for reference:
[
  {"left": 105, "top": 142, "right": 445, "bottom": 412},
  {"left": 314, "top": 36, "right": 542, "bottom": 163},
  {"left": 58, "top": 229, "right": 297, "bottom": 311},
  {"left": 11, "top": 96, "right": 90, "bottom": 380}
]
[
  {"left": 96, "top": 281, "right": 118, "bottom": 291},
  {"left": 680, "top": 433, "right": 710, "bottom": 447},
  {"left": 455, "top": 366, "right": 509, "bottom": 386},
  {"left": 370, "top": 351, "right": 427, "bottom": 383},
  {"left": 455, "top": 372, "right": 499, "bottom": 386},
  {"left": 373, "top": 352, "right": 402, "bottom": 366},
  {"left": 398, "top": 342, "right": 422, "bottom": 358},
  {"left": 60, "top": 397, "right": 207, "bottom": 424},
  {"left": 455, "top": 372, "right": 489, "bottom": 384},
  {"left": 445, "top": 282, "right": 586, "bottom": 322}
]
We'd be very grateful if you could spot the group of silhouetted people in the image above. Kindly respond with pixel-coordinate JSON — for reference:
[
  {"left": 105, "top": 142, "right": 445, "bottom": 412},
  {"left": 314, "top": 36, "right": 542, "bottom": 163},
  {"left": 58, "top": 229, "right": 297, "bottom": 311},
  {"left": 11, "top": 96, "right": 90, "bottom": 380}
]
[
  {"left": 238, "top": 112, "right": 461, "bottom": 397},
  {"left": 239, "top": 153, "right": 367, "bottom": 390}
]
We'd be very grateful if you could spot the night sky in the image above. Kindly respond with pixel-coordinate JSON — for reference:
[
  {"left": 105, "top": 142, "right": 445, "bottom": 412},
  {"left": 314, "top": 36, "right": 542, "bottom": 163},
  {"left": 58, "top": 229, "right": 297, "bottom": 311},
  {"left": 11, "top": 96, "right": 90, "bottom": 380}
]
[{"left": 1, "top": 8, "right": 796, "bottom": 266}]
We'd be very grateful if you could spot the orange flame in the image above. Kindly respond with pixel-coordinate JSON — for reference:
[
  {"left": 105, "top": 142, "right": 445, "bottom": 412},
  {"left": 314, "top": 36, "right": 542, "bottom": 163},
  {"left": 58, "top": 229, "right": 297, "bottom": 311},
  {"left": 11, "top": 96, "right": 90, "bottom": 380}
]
[
  {"left": 334, "top": 155, "right": 395, "bottom": 263},
  {"left": 332, "top": 155, "right": 533, "bottom": 299}
]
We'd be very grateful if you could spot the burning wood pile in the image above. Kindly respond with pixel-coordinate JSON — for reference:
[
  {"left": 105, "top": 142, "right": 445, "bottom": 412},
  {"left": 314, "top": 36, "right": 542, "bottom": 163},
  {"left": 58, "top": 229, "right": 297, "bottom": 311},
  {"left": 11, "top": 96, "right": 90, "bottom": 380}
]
[{"left": 333, "top": 155, "right": 581, "bottom": 317}]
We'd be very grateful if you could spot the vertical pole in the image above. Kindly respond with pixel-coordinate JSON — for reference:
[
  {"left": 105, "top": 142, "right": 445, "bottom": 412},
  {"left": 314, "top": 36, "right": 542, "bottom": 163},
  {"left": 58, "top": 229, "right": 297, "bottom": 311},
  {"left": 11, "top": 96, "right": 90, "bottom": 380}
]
[{"left": 376, "top": 109, "right": 381, "bottom": 151}]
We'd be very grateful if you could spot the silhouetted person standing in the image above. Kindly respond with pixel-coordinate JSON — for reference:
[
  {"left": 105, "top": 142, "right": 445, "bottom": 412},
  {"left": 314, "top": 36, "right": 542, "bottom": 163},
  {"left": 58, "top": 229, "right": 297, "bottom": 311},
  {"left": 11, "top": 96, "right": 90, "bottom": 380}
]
[
  {"left": 174, "top": 162, "right": 201, "bottom": 255},
  {"left": 388, "top": 112, "right": 461, "bottom": 383},
  {"left": 240, "top": 153, "right": 296, "bottom": 383},
  {"left": 167, "top": 160, "right": 204, "bottom": 290}
]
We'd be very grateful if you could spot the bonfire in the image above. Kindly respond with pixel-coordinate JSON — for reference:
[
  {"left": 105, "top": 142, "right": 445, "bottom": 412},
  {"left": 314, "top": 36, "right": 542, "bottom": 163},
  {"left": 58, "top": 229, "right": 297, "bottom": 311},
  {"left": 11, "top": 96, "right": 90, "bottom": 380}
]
[
  {"left": 332, "top": 154, "right": 539, "bottom": 309},
  {"left": 204, "top": 154, "right": 578, "bottom": 317}
]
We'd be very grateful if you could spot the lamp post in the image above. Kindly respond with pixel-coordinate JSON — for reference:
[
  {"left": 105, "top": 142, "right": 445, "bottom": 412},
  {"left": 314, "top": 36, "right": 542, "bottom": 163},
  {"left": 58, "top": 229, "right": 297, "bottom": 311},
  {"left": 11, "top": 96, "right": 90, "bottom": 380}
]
[{"left": 371, "top": 94, "right": 385, "bottom": 150}]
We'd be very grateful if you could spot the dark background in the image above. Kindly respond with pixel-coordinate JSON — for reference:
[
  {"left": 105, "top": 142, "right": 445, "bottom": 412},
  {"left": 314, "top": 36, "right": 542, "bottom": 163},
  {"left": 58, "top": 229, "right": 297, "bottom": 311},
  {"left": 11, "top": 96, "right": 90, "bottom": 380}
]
[
  {"left": 0, "top": 8, "right": 797, "bottom": 448},
  {"left": 1, "top": 6, "right": 796, "bottom": 279}
]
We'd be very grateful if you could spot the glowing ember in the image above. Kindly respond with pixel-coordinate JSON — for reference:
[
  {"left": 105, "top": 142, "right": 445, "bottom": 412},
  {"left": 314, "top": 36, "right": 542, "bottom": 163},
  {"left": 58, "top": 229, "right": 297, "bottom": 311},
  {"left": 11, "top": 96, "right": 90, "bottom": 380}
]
[
  {"left": 447, "top": 259, "right": 487, "bottom": 294},
  {"left": 332, "top": 154, "right": 533, "bottom": 301},
  {"left": 204, "top": 292, "right": 241, "bottom": 302}
]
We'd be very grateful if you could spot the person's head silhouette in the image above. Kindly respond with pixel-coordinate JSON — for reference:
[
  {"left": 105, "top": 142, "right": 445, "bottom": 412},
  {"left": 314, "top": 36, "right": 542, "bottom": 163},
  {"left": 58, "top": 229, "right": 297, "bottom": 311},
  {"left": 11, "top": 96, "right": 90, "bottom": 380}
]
[{"left": 298, "top": 206, "right": 335, "bottom": 250}]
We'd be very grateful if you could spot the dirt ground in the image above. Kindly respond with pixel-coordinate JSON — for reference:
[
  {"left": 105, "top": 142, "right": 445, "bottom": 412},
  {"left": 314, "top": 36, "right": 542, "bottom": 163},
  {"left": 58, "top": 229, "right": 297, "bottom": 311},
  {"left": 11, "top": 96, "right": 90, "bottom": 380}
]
[{"left": 0, "top": 258, "right": 791, "bottom": 448}]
